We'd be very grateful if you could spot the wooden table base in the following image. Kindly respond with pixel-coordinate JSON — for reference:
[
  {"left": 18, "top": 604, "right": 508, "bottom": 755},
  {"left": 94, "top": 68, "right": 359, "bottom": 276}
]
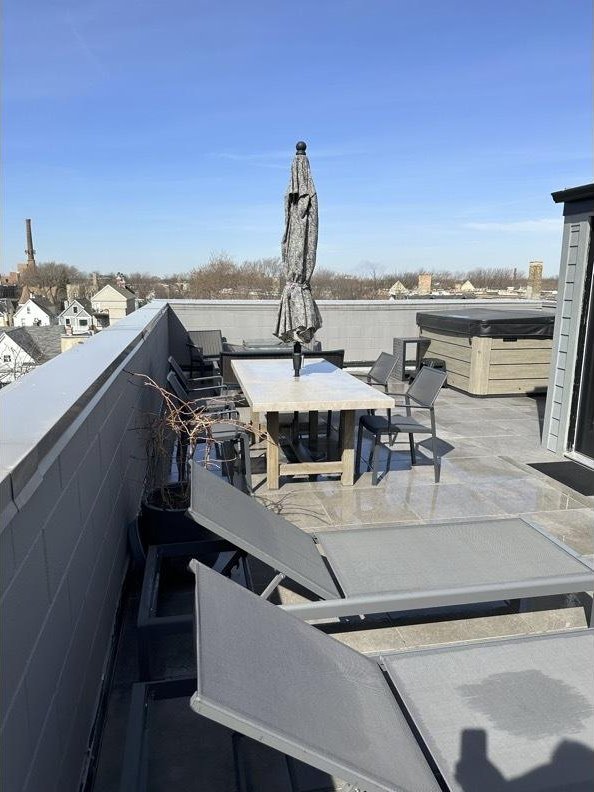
[{"left": 266, "top": 409, "right": 356, "bottom": 489}]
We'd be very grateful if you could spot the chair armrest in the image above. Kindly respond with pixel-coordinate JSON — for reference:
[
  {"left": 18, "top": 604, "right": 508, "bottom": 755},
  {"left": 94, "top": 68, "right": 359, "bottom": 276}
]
[{"left": 391, "top": 404, "right": 432, "bottom": 410}]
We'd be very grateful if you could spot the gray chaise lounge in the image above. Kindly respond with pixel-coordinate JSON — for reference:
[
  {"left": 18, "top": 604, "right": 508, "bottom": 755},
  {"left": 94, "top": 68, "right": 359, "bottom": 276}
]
[
  {"left": 188, "top": 462, "right": 594, "bottom": 622},
  {"left": 189, "top": 561, "right": 594, "bottom": 792}
]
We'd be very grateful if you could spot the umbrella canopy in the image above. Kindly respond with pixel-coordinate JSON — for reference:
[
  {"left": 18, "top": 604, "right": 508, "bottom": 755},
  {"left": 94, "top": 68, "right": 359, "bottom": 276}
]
[{"left": 274, "top": 141, "right": 322, "bottom": 345}]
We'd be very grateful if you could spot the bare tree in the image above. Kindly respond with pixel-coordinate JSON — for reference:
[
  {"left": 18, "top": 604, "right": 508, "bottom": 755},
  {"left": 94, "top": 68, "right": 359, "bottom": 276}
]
[{"left": 20, "top": 262, "right": 83, "bottom": 305}]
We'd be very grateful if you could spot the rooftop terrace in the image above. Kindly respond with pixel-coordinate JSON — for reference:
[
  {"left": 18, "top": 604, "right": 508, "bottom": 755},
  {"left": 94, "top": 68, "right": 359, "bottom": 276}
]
[{"left": 1, "top": 298, "right": 592, "bottom": 792}]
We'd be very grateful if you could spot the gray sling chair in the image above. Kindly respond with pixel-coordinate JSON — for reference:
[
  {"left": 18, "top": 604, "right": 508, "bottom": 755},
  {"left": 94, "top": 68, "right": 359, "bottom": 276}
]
[
  {"left": 357, "top": 364, "right": 448, "bottom": 485},
  {"left": 119, "top": 563, "right": 594, "bottom": 791},
  {"left": 189, "top": 564, "right": 594, "bottom": 792},
  {"left": 187, "top": 329, "right": 226, "bottom": 377},
  {"left": 168, "top": 354, "right": 225, "bottom": 396},
  {"left": 136, "top": 461, "right": 593, "bottom": 677},
  {"left": 366, "top": 351, "right": 401, "bottom": 392},
  {"left": 166, "top": 370, "right": 252, "bottom": 492}
]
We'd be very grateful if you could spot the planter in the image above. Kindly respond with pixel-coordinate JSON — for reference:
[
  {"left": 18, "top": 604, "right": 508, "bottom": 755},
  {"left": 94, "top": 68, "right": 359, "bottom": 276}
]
[{"left": 138, "top": 482, "right": 217, "bottom": 549}]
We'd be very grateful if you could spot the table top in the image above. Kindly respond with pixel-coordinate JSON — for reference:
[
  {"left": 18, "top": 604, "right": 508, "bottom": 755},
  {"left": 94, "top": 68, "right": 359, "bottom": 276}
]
[{"left": 231, "top": 358, "right": 395, "bottom": 412}]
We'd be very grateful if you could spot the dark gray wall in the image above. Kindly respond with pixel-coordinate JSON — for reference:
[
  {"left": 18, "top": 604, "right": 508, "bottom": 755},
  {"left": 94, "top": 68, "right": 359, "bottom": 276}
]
[{"left": 1, "top": 303, "right": 169, "bottom": 792}]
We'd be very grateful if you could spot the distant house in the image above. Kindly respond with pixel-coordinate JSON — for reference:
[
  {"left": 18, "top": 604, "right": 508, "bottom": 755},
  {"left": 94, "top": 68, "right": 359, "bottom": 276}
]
[
  {"left": 0, "top": 326, "right": 62, "bottom": 385},
  {"left": 0, "top": 298, "right": 16, "bottom": 327},
  {"left": 58, "top": 299, "right": 97, "bottom": 334},
  {"left": 388, "top": 280, "right": 410, "bottom": 299},
  {"left": 13, "top": 297, "right": 58, "bottom": 327},
  {"left": 91, "top": 284, "right": 136, "bottom": 326},
  {"left": 459, "top": 280, "right": 475, "bottom": 293}
]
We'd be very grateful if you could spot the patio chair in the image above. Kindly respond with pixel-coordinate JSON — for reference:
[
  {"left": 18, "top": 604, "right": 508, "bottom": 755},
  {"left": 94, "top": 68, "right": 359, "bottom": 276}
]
[
  {"left": 188, "top": 463, "right": 593, "bottom": 620},
  {"left": 134, "top": 464, "right": 593, "bottom": 678},
  {"left": 168, "top": 354, "right": 224, "bottom": 393},
  {"left": 188, "top": 329, "right": 225, "bottom": 358},
  {"left": 122, "top": 563, "right": 593, "bottom": 791},
  {"left": 366, "top": 351, "right": 400, "bottom": 392},
  {"left": 166, "top": 371, "right": 251, "bottom": 490},
  {"left": 187, "top": 564, "right": 594, "bottom": 792},
  {"left": 357, "top": 365, "right": 447, "bottom": 484}
]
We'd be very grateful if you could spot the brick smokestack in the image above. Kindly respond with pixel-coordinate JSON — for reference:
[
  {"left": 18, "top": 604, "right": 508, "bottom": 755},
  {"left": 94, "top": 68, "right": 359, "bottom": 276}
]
[
  {"left": 527, "top": 260, "right": 543, "bottom": 299},
  {"left": 25, "top": 219, "right": 36, "bottom": 269}
]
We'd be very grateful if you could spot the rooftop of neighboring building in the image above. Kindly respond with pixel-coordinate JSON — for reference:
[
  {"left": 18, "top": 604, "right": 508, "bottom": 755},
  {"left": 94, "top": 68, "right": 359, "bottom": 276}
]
[{"left": 2, "top": 324, "right": 63, "bottom": 363}]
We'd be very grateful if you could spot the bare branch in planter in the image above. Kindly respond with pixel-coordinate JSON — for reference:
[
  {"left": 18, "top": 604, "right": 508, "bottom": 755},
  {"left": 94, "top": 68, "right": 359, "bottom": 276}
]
[{"left": 127, "top": 371, "right": 267, "bottom": 509}]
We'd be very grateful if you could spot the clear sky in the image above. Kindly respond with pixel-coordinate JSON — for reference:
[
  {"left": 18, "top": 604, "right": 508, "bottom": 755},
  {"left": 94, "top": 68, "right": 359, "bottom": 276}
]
[{"left": 2, "top": 0, "right": 592, "bottom": 277}]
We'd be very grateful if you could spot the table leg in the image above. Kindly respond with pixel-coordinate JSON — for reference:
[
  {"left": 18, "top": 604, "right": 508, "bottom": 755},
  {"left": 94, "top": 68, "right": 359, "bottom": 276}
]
[
  {"left": 340, "top": 410, "right": 356, "bottom": 486},
  {"left": 308, "top": 410, "right": 319, "bottom": 453},
  {"left": 267, "top": 411, "right": 280, "bottom": 489}
]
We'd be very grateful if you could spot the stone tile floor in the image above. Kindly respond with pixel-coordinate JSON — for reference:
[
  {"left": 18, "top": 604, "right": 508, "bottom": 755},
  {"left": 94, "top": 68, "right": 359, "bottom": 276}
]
[{"left": 91, "top": 383, "right": 593, "bottom": 792}]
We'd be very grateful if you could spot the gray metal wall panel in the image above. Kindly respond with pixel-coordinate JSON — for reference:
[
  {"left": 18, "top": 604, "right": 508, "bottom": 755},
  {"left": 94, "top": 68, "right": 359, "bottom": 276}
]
[{"left": 544, "top": 208, "right": 592, "bottom": 453}]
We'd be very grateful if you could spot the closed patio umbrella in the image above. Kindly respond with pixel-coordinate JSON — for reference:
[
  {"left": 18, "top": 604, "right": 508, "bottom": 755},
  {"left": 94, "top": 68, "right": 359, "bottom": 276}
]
[{"left": 274, "top": 141, "right": 322, "bottom": 376}]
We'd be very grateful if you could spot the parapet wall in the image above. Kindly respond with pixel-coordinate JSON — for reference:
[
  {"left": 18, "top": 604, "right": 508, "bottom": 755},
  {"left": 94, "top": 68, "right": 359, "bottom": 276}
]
[
  {"left": 0, "top": 302, "right": 169, "bottom": 792},
  {"left": 169, "top": 298, "right": 547, "bottom": 364}
]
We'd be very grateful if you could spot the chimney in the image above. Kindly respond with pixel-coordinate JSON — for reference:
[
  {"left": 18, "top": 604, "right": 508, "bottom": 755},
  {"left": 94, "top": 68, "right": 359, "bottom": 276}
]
[
  {"left": 527, "top": 260, "right": 543, "bottom": 299},
  {"left": 25, "top": 219, "right": 36, "bottom": 270},
  {"left": 417, "top": 273, "right": 432, "bottom": 295}
]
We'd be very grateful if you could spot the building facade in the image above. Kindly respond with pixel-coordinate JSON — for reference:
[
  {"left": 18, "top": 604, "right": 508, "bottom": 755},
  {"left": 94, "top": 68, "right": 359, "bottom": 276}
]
[
  {"left": 13, "top": 297, "right": 57, "bottom": 327},
  {"left": 90, "top": 284, "right": 136, "bottom": 325},
  {"left": 58, "top": 300, "right": 95, "bottom": 334}
]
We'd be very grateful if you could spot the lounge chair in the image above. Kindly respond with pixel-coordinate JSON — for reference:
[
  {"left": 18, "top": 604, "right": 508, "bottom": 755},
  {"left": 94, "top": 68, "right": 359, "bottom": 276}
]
[
  {"left": 192, "top": 563, "right": 594, "bottom": 792},
  {"left": 187, "top": 463, "right": 593, "bottom": 619},
  {"left": 135, "top": 465, "right": 592, "bottom": 676},
  {"left": 119, "top": 564, "right": 594, "bottom": 791}
]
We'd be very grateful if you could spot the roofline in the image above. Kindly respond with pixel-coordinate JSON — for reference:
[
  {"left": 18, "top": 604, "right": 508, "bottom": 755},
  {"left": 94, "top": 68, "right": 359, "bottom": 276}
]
[{"left": 551, "top": 183, "right": 594, "bottom": 203}]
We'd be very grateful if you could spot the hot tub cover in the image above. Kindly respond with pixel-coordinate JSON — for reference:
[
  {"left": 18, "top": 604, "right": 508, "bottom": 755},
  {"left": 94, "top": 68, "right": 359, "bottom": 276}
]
[{"left": 416, "top": 308, "right": 555, "bottom": 338}]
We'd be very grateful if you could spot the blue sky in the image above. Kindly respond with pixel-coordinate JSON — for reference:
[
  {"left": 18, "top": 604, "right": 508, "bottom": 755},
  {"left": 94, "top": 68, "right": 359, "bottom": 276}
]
[{"left": 3, "top": 0, "right": 592, "bottom": 277}]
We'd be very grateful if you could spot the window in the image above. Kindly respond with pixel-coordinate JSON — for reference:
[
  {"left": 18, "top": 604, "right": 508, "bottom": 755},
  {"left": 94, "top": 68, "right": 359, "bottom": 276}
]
[
  {"left": 65, "top": 318, "right": 71, "bottom": 325},
  {"left": 26, "top": 307, "right": 31, "bottom": 313},
  {"left": 73, "top": 306, "right": 78, "bottom": 314},
  {"left": 3, "top": 355, "right": 11, "bottom": 363},
  {"left": 79, "top": 319, "right": 88, "bottom": 326}
]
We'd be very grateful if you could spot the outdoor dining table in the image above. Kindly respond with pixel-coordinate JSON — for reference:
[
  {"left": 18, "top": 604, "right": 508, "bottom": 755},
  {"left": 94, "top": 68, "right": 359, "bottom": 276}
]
[{"left": 231, "top": 357, "right": 394, "bottom": 489}]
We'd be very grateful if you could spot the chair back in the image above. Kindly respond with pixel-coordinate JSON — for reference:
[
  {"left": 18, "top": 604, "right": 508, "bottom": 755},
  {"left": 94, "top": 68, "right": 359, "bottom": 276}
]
[
  {"left": 166, "top": 370, "right": 189, "bottom": 402},
  {"left": 407, "top": 366, "right": 447, "bottom": 407},
  {"left": 319, "top": 349, "right": 344, "bottom": 368},
  {"left": 368, "top": 352, "right": 398, "bottom": 388},
  {"left": 188, "top": 330, "right": 224, "bottom": 357},
  {"left": 168, "top": 355, "right": 188, "bottom": 387}
]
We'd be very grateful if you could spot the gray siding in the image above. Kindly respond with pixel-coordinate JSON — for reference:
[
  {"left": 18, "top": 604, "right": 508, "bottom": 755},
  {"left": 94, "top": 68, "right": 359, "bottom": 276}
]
[
  {"left": 544, "top": 210, "right": 592, "bottom": 453},
  {"left": 0, "top": 303, "right": 169, "bottom": 792}
]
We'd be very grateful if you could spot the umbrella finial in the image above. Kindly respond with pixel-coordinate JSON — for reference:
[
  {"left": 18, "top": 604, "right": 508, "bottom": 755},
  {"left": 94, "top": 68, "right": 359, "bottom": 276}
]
[{"left": 295, "top": 141, "right": 307, "bottom": 155}]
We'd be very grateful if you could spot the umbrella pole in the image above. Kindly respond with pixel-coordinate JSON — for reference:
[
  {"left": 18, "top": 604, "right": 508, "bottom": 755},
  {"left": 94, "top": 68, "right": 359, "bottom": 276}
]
[{"left": 292, "top": 342, "right": 302, "bottom": 377}]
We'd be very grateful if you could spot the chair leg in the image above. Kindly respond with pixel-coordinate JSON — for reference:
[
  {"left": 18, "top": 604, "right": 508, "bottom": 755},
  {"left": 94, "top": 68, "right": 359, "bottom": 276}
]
[
  {"left": 432, "top": 433, "right": 440, "bottom": 483},
  {"left": 367, "top": 432, "right": 375, "bottom": 473},
  {"left": 240, "top": 432, "right": 252, "bottom": 492},
  {"left": 371, "top": 435, "right": 381, "bottom": 486},
  {"left": 408, "top": 433, "right": 416, "bottom": 465},
  {"left": 356, "top": 423, "right": 363, "bottom": 476}
]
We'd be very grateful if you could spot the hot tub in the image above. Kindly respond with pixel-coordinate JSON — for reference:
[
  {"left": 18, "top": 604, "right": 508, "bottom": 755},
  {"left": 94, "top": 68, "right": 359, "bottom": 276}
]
[{"left": 416, "top": 308, "right": 555, "bottom": 396}]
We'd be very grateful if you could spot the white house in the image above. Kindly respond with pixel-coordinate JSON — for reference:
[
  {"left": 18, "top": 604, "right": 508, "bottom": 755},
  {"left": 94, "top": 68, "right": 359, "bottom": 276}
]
[
  {"left": 58, "top": 299, "right": 96, "bottom": 334},
  {"left": 13, "top": 297, "right": 58, "bottom": 327},
  {"left": 0, "top": 326, "right": 62, "bottom": 385},
  {"left": 91, "top": 284, "right": 136, "bottom": 326}
]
